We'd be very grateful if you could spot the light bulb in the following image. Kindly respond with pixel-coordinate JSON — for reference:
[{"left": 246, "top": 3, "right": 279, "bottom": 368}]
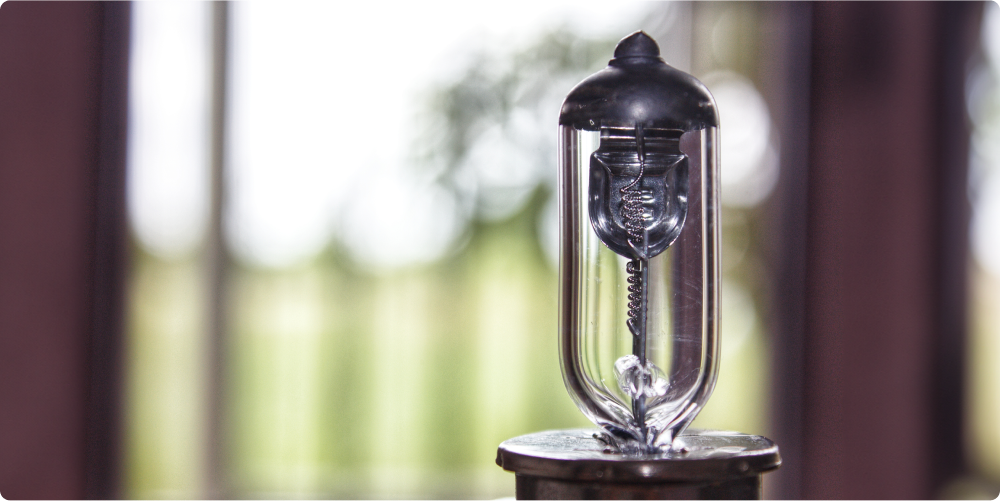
[{"left": 558, "top": 31, "right": 720, "bottom": 454}]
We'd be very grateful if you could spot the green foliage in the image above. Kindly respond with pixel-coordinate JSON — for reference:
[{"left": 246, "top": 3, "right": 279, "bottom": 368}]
[{"left": 415, "top": 28, "right": 617, "bottom": 229}]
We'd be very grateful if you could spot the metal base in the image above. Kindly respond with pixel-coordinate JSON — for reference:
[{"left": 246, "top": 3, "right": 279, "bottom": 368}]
[{"left": 496, "top": 429, "right": 780, "bottom": 500}]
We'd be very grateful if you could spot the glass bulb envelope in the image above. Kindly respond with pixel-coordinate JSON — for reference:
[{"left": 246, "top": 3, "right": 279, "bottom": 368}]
[{"left": 557, "top": 31, "right": 720, "bottom": 453}]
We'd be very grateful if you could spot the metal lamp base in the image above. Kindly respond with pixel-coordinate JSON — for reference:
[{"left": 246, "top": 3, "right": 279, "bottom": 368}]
[{"left": 496, "top": 429, "right": 780, "bottom": 500}]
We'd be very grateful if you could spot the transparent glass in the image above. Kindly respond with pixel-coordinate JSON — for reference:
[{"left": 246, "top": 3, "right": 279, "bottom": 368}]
[{"left": 558, "top": 124, "right": 720, "bottom": 453}]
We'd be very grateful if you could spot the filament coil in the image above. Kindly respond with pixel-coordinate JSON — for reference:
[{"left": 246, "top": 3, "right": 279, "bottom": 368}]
[
  {"left": 622, "top": 124, "right": 647, "bottom": 336},
  {"left": 625, "top": 259, "right": 642, "bottom": 334},
  {"left": 620, "top": 181, "right": 645, "bottom": 243},
  {"left": 619, "top": 132, "right": 646, "bottom": 246}
]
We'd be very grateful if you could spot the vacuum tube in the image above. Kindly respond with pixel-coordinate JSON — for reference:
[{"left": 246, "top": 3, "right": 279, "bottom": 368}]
[
  {"left": 558, "top": 31, "right": 720, "bottom": 454},
  {"left": 496, "top": 33, "right": 777, "bottom": 499}
]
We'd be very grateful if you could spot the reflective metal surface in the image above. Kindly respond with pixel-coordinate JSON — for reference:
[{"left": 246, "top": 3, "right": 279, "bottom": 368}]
[{"left": 497, "top": 429, "right": 779, "bottom": 500}]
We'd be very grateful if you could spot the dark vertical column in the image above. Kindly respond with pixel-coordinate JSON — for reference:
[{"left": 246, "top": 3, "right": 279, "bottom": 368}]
[
  {"left": 928, "top": 3, "right": 981, "bottom": 492},
  {"left": 0, "top": 2, "right": 130, "bottom": 499},
  {"left": 792, "top": 2, "right": 980, "bottom": 499},
  {"left": 87, "top": 3, "right": 131, "bottom": 499},
  {"left": 759, "top": 2, "right": 812, "bottom": 500},
  {"left": 805, "top": 8, "right": 934, "bottom": 496},
  {"left": 206, "top": 2, "right": 231, "bottom": 498}
]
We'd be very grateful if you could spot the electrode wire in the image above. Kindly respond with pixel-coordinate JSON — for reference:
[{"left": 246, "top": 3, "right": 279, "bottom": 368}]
[{"left": 621, "top": 124, "right": 653, "bottom": 448}]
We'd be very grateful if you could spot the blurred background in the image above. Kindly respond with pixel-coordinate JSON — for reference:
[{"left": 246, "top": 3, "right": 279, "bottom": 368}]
[
  {"left": 126, "top": 2, "right": 772, "bottom": 498},
  {"left": 0, "top": 1, "right": 997, "bottom": 499}
]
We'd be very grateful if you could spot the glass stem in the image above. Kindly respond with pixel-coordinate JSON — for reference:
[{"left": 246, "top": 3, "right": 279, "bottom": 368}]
[
  {"left": 632, "top": 124, "right": 651, "bottom": 447},
  {"left": 629, "top": 255, "right": 650, "bottom": 444}
]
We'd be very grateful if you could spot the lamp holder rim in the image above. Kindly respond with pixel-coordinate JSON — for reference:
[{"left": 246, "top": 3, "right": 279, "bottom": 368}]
[{"left": 496, "top": 428, "right": 780, "bottom": 483}]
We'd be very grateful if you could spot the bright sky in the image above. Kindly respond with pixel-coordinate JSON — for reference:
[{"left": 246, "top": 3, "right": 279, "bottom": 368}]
[
  {"left": 127, "top": 2, "right": 211, "bottom": 258},
  {"left": 972, "top": 3, "right": 1000, "bottom": 277},
  {"left": 128, "top": 1, "right": 785, "bottom": 270},
  {"left": 129, "top": 1, "right": 654, "bottom": 268}
]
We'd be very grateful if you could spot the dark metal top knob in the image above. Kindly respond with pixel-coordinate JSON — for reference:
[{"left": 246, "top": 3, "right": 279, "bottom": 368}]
[{"left": 613, "top": 31, "right": 661, "bottom": 60}]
